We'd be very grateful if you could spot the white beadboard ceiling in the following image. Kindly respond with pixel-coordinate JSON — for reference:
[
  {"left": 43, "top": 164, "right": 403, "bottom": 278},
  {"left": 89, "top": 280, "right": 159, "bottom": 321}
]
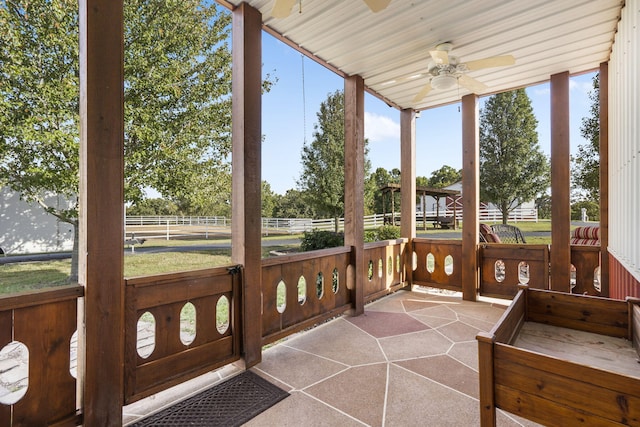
[{"left": 222, "top": 0, "right": 623, "bottom": 110}]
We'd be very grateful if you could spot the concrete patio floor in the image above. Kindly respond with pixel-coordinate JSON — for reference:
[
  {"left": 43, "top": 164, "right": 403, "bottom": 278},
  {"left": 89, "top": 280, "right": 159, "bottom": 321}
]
[{"left": 124, "top": 288, "right": 543, "bottom": 426}]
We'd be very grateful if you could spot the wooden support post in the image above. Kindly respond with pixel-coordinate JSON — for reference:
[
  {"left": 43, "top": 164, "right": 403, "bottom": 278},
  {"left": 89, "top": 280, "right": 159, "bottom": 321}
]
[
  {"left": 461, "top": 94, "right": 479, "bottom": 301},
  {"left": 401, "top": 109, "right": 417, "bottom": 287},
  {"left": 79, "top": 0, "right": 125, "bottom": 424},
  {"left": 344, "top": 75, "right": 365, "bottom": 315},
  {"left": 550, "top": 72, "right": 571, "bottom": 292},
  {"left": 477, "top": 332, "right": 496, "bottom": 427},
  {"left": 599, "top": 62, "right": 609, "bottom": 297},
  {"left": 232, "top": 3, "right": 262, "bottom": 367}
]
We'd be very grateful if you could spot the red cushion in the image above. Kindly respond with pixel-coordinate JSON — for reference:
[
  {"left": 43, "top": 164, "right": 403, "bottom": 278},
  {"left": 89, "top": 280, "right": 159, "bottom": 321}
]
[{"left": 570, "top": 226, "right": 600, "bottom": 246}]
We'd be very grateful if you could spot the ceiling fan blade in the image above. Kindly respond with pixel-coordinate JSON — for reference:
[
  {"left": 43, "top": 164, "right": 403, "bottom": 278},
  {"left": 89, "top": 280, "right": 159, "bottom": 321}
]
[
  {"left": 413, "top": 83, "right": 432, "bottom": 103},
  {"left": 464, "top": 55, "right": 515, "bottom": 71},
  {"left": 271, "top": 0, "right": 297, "bottom": 18},
  {"left": 429, "top": 50, "right": 449, "bottom": 65},
  {"left": 362, "top": 0, "right": 392, "bottom": 12},
  {"left": 458, "top": 74, "right": 488, "bottom": 93}
]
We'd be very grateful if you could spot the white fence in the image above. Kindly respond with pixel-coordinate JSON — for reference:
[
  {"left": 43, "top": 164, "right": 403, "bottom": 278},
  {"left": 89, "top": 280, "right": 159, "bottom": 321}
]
[{"left": 125, "top": 207, "right": 537, "bottom": 240}]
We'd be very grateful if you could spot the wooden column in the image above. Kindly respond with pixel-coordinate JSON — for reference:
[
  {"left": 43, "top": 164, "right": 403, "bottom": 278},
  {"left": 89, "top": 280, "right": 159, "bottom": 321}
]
[
  {"left": 344, "top": 75, "right": 365, "bottom": 315},
  {"left": 461, "top": 94, "right": 479, "bottom": 301},
  {"left": 550, "top": 72, "right": 571, "bottom": 292},
  {"left": 79, "top": 0, "right": 125, "bottom": 424},
  {"left": 401, "top": 109, "right": 417, "bottom": 286},
  {"left": 599, "top": 62, "right": 609, "bottom": 297},
  {"left": 232, "top": 3, "right": 262, "bottom": 367}
]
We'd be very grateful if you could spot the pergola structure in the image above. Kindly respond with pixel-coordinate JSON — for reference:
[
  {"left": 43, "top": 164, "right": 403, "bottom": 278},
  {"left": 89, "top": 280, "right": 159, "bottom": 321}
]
[
  {"left": 379, "top": 183, "right": 460, "bottom": 229},
  {"left": 8, "top": 0, "right": 639, "bottom": 425}
]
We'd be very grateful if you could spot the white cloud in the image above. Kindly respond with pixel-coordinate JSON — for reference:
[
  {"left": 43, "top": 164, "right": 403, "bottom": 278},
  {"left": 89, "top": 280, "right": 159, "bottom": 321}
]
[
  {"left": 533, "top": 87, "right": 550, "bottom": 96},
  {"left": 570, "top": 79, "right": 594, "bottom": 96},
  {"left": 364, "top": 111, "right": 400, "bottom": 143}
]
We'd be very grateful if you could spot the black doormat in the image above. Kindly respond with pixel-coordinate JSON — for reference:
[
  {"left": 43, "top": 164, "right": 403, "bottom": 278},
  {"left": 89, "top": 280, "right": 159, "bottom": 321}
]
[{"left": 131, "top": 371, "right": 289, "bottom": 427}]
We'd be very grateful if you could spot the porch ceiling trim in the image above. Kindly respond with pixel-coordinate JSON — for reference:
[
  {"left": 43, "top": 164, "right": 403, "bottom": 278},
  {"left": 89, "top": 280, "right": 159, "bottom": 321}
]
[{"left": 220, "top": 0, "right": 622, "bottom": 110}]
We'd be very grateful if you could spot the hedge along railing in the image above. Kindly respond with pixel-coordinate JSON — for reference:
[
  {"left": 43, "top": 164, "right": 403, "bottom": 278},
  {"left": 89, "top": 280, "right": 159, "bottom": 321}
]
[
  {"left": 0, "top": 285, "right": 83, "bottom": 426},
  {"left": 363, "top": 239, "right": 408, "bottom": 302},
  {"left": 261, "top": 247, "right": 353, "bottom": 346},
  {"left": 411, "top": 238, "right": 463, "bottom": 292},
  {"left": 123, "top": 265, "right": 242, "bottom": 404},
  {"left": 479, "top": 244, "right": 550, "bottom": 299}
]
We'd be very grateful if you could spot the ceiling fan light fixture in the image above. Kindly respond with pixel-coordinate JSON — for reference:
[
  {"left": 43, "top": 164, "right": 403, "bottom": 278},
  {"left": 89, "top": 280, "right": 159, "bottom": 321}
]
[{"left": 430, "top": 73, "right": 457, "bottom": 90}]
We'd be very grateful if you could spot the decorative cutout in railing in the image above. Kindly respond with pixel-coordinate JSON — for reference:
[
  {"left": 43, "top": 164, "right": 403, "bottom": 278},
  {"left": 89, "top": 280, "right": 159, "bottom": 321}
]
[
  {"left": 0, "top": 285, "right": 82, "bottom": 426},
  {"left": 412, "top": 238, "right": 462, "bottom": 292},
  {"left": 124, "top": 266, "right": 241, "bottom": 404},
  {"left": 261, "top": 247, "right": 352, "bottom": 345}
]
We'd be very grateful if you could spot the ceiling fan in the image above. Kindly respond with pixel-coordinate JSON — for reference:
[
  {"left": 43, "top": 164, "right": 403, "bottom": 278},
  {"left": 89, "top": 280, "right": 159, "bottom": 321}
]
[
  {"left": 412, "top": 43, "right": 515, "bottom": 103},
  {"left": 271, "top": 0, "right": 392, "bottom": 18}
]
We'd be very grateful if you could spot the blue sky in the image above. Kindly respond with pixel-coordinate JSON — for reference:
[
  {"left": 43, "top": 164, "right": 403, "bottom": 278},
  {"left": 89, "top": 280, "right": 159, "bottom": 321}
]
[{"left": 261, "top": 32, "right": 597, "bottom": 195}]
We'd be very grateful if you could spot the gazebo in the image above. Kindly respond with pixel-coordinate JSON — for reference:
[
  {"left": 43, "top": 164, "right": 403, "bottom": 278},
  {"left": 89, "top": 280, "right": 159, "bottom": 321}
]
[{"left": 379, "top": 183, "right": 460, "bottom": 229}]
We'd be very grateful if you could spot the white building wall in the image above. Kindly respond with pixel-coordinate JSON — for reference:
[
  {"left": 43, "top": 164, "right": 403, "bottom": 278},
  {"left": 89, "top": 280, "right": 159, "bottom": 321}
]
[
  {"left": 0, "top": 187, "right": 75, "bottom": 254},
  {"left": 608, "top": 0, "right": 640, "bottom": 281}
]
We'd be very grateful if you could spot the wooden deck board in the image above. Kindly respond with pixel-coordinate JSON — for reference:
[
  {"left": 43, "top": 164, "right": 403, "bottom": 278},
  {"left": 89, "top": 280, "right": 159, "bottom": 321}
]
[{"left": 512, "top": 321, "right": 640, "bottom": 379}]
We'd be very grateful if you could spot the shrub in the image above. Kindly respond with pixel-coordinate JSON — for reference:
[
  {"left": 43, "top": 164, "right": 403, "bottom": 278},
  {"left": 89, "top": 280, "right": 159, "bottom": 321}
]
[
  {"left": 300, "top": 230, "right": 344, "bottom": 251},
  {"left": 364, "top": 225, "right": 401, "bottom": 243}
]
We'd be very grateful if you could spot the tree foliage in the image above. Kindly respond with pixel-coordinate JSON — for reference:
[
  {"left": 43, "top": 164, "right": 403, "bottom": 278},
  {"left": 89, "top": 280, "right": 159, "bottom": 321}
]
[
  {"left": 127, "top": 198, "right": 179, "bottom": 216},
  {"left": 572, "top": 74, "right": 600, "bottom": 202},
  {"left": 427, "top": 165, "right": 461, "bottom": 188},
  {"left": 0, "top": 0, "right": 80, "bottom": 225},
  {"left": 297, "top": 90, "right": 370, "bottom": 229},
  {"left": 479, "top": 89, "right": 549, "bottom": 224},
  {"left": 273, "top": 189, "right": 316, "bottom": 218},
  {"left": 0, "top": 1, "right": 267, "bottom": 279},
  {"left": 368, "top": 167, "right": 400, "bottom": 214}
]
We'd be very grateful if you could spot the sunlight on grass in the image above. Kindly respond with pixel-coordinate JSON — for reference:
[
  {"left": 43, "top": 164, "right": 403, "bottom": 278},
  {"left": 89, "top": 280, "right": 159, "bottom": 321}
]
[
  {"left": 0, "top": 260, "right": 70, "bottom": 294},
  {"left": 124, "top": 250, "right": 231, "bottom": 277}
]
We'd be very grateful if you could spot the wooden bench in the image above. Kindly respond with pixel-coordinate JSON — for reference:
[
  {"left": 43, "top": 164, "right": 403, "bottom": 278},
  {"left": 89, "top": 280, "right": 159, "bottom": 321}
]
[{"left": 433, "top": 216, "right": 454, "bottom": 229}]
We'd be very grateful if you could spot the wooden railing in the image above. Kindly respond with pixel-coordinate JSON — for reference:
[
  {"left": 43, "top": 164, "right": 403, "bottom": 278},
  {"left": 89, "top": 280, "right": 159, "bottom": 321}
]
[
  {"left": 478, "top": 243, "right": 603, "bottom": 299},
  {"left": 261, "top": 247, "right": 352, "bottom": 346},
  {"left": 124, "top": 266, "right": 241, "bottom": 403},
  {"left": 571, "top": 245, "right": 601, "bottom": 295},
  {"left": 0, "top": 238, "right": 606, "bottom": 424},
  {"left": 412, "top": 238, "right": 463, "bottom": 292},
  {"left": 0, "top": 285, "right": 83, "bottom": 426},
  {"left": 363, "top": 238, "right": 408, "bottom": 302},
  {"left": 479, "top": 244, "right": 550, "bottom": 299}
]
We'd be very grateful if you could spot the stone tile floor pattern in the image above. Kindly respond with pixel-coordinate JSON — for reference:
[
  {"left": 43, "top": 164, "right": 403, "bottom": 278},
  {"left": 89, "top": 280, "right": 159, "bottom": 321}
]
[{"left": 124, "top": 288, "right": 543, "bottom": 426}]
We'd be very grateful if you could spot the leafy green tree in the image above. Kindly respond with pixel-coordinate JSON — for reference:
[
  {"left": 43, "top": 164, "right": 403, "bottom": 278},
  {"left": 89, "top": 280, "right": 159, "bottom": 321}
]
[
  {"left": 428, "top": 165, "right": 461, "bottom": 188},
  {"left": 273, "top": 189, "right": 316, "bottom": 218},
  {"left": 368, "top": 167, "right": 397, "bottom": 214},
  {"left": 298, "top": 90, "right": 370, "bottom": 231},
  {"left": 1, "top": 1, "right": 268, "bottom": 280},
  {"left": 127, "top": 198, "right": 180, "bottom": 216},
  {"left": 536, "top": 193, "right": 552, "bottom": 219},
  {"left": 571, "top": 200, "right": 599, "bottom": 222},
  {"left": 572, "top": 74, "right": 600, "bottom": 202},
  {"left": 261, "top": 181, "right": 278, "bottom": 218},
  {"left": 479, "top": 89, "right": 550, "bottom": 224}
]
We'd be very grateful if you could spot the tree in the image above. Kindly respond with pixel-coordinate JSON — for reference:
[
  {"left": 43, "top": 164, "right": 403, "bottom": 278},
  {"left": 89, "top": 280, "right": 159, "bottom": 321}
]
[
  {"left": 572, "top": 74, "right": 600, "bottom": 202},
  {"left": 479, "top": 89, "right": 550, "bottom": 224},
  {"left": 1, "top": 1, "right": 267, "bottom": 281},
  {"left": 127, "top": 198, "right": 180, "bottom": 216},
  {"left": 273, "top": 189, "right": 316, "bottom": 218},
  {"left": 427, "top": 165, "right": 461, "bottom": 188},
  {"left": 368, "top": 167, "right": 399, "bottom": 214},
  {"left": 261, "top": 181, "right": 278, "bottom": 218},
  {"left": 298, "top": 90, "right": 370, "bottom": 231}
]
